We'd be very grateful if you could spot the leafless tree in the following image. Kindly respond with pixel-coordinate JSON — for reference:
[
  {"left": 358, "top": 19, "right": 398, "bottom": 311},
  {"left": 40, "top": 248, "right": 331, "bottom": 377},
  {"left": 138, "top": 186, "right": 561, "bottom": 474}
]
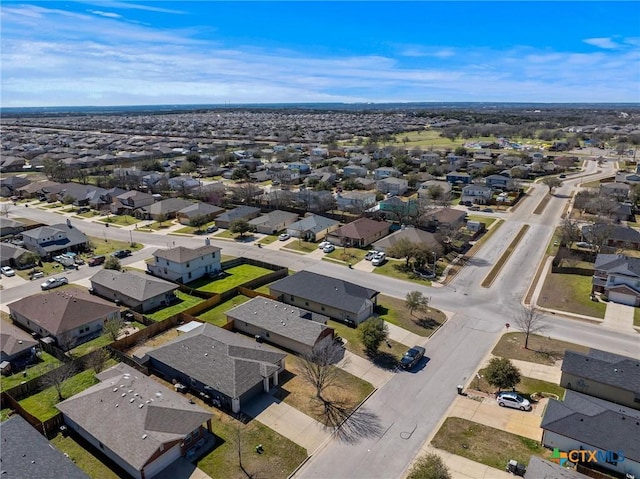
[
  {"left": 514, "top": 305, "right": 547, "bottom": 349},
  {"left": 298, "top": 341, "right": 345, "bottom": 400},
  {"left": 558, "top": 218, "right": 581, "bottom": 247},
  {"left": 86, "top": 348, "right": 111, "bottom": 373},
  {"left": 103, "top": 317, "right": 125, "bottom": 341},
  {"left": 42, "top": 362, "right": 77, "bottom": 401},
  {"left": 0, "top": 203, "right": 11, "bottom": 217}
]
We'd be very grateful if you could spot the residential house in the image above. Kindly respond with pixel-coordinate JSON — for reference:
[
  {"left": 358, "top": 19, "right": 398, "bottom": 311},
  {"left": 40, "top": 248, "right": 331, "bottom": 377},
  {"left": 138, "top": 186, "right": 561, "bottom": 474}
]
[
  {"left": 376, "top": 177, "right": 409, "bottom": 196},
  {"left": 1, "top": 321, "right": 38, "bottom": 364},
  {"left": 57, "top": 363, "right": 212, "bottom": 479},
  {"left": 226, "top": 297, "right": 334, "bottom": 355},
  {"left": 286, "top": 214, "right": 340, "bottom": 242},
  {"left": 176, "top": 203, "right": 224, "bottom": 225},
  {"left": 270, "top": 271, "right": 379, "bottom": 325},
  {"left": 600, "top": 182, "right": 630, "bottom": 200},
  {"left": 0, "top": 217, "right": 26, "bottom": 237},
  {"left": 592, "top": 254, "right": 640, "bottom": 306},
  {"left": 294, "top": 189, "right": 335, "bottom": 211},
  {"left": 0, "top": 243, "right": 33, "bottom": 269},
  {"left": 248, "top": 210, "right": 299, "bottom": 234},
  {"left": 335, "top": 191, "right": 377, "bottom": 212},
  {"left": 373, "top": 226, "right": 441, "bottom": 256},
  {"left": 0, "top": 415, "right": 90, "bottom": 479},
  {"left": 461, "top": 185, "right": 493, "bottom": 205},
  {"left": 0, "top": 175, "right": 30, "bottom": 197},
  {"left": 373, "top": 167, "right": 402, "bottom": 180},
  {"left": 524, "top": 457, "right": 590, "bottom": 479},
  {"left": 379, "top": 196, "right": 418, "bottom": 220},
  {"left": 445, "top": 171, "right": 472, "bottom": 185},
  {"left": 9, "top": 288, "right": 121, "bottom": 349},
  {"left": 615, "top": 172, "right": 640, "bottom": 185},
  {"left": 583, "top": 224, "right": 640, "bottom": 250},
  {"left": 613, "top": 203, "right": 634, "bottom": 222},
  {"left": 136, "top": 198, "right": 193, "bottom": 221},
  {"left": 326, "top": 218, "right": 390, "bottom": 248},
  {"left": 484, "top": 174, "right": 515, "bottom": 190},
  {"left": 22, "top": 221, "right": 89, "bottom": 258},
  {"left": 541, "top": 390, "right": 640, "bottom": 478},
  {"left": 168, "top": 176, "right": 201, "bottom": 193},
  {"left": 16, "top": 180, "right": 60, "bottom": 199},
  {"left": 0, "top": 156, "right": 26, "bottom": 172},
  {"left": 90, "top": 270, "right": 179, "bottom": 313},
  {"left": 561, "top": 348, "right": 640, "bottom": 410},
  {"left": 417, "top": 180, "right": 452, "bottom": 200},
  {"left": 343, "top": 165, "right": 368, "bottom": 178},
  {"left": 111, "top": 190, "right": 155, "bottom": 215},
  {"left": 147, "top": 242, "right": 221, "bottom": 284},
  {"left": 423, "top": 208, "right": 467, "bottom": 231},
  {"left": 146, "top": 323, "right": 286, "bottom": 413},
  {"left": 214, "top": 206, "right": 261, "bottom": 229},
  {"left": 88, "top": 187, "right": 126, "bottom": 211},
  {"left": 418, "top": 152, "right": 441, "bottom": 165},
  {"left": 355, "top": 178, "right": 376, "bottom": 190}
]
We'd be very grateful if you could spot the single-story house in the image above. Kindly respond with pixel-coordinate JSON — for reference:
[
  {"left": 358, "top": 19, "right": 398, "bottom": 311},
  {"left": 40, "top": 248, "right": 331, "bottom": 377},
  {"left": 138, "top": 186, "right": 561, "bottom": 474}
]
[
  {"left": 560, "top": 348, "right": 640, "bottom": 410},
  {"left": 326, "top": 217, "right": 390, "bottom": 248},
  {"left": 147, "top": 242, "right": 221, "bottom": 284},
  {"left": 355, "top": 177, "right": 376, "bottom": 190},
  {"left": 0, "top": 217, "right": 26, "bottom": 237},
  {"left": 136, "top": 198, "right": 193, "bottom": 221},
  {"left": 592, "top": 253, "right": 640, "bottom": 306},
  {"left": 541, "top": 390, "right": 640, "bottom": 478},
  {"left": 0, "top": 243, "right": 34, "bottom": 269},
  {"left": 21, "top": 221, "right": 89, "bottom": 258},
  {"left": 270, "top": 271, "right": 379, "bottom": 325},
  {"left": 461, "top": 185, "right": 493, "bottom": 205},
  {"left": 1, "top": 321, "right": 38, "bottom": 363},
  {"left": 417, "top": 180, "right": 452, "bottom": 200},
  {"left": 373, "top": 226, "right": 441, "bottom": 254},
  {"left": 57, "top": 363, "right": 212, "bottom": 479},
  {"left": 215, "top": 206, "right": 261, "bottom": 229},
  {"left": 583, "top": 224, "right": 640, "bottom": 251},
  {"left": 376, "top": 177, "right": 409, "bottom": 196},
  {"left": 0, "top": 175, "right": 30, "bottom": 196},
  {"left": 90, "top": 270, "right": 179, "bottom": 313},
  {"left": 423, "top": 208, "right": 467, "bottom": 231},
  {"left": 9, "top": 288, "right": 121, "bottom": 349},
  {"left": 176, "top": 203, "right": 224, "bottom": 225},
  {"left": 146, "top": 323, "right": 286, "bottom": 414},
  {"left": 248, "top": 210, "right": 299, "bottom": 235},
  {"left": 0, "top": 415, "right": 90, "bottom": 479},
  {"left": 600, "top": 182, "right": 630, "bottom": 200},
  {"left": 226, "top": 297, "right": 333, "bottom": 355},
  {"left": 286, "top": 214, "right": 340, "bottom": 242},
  {"left": 335, "top": 191, "right": 377, "bottom": 212}
]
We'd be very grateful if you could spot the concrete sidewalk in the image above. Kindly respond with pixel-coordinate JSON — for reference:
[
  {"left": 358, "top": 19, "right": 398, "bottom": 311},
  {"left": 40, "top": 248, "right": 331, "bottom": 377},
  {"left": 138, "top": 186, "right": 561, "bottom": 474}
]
[
  {"left": 386, "top": 322, "right": 427, "bottom": 347},
  {"left": 480, "top": 355, "right": 562, "bottom": 384},
  {"left": 242, "top": 392, "right": 331, "bottom": 455},
  {"left": 603, "top": 301, "right": 636, "bottom": 333},
  {"left": 336, "top": 350, "right": 393, "bottom": 389},
  {"left": 418, "top": 445, "right": 514, "bottom": 479}
]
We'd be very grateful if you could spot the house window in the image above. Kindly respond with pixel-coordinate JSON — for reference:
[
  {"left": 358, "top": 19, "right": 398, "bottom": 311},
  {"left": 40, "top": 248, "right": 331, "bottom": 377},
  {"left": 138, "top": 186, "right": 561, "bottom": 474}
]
[
  {"left": 99, "top": 442, "right": 104, "bottom": 450},
  {"left": 321, "top": 307, "right": 325, "bottom": 311},
  {"left": 305, "top": 302, "right": 308, "bottom": 306},
  {"left": 186, "top": 263, "right": 190, "bottom": 268},
  {"left": 188, "top": 272, "right": 192, "bottom": 279},
  {"left": 290, "top": 295, "right": 294, "bottom": 301}
]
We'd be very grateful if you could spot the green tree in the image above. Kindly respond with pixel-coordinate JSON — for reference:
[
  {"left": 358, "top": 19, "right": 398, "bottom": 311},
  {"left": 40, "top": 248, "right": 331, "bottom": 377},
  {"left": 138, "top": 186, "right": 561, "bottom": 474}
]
[
  {"left": 454, "top": 146, "right": 468, "bottom": 157},
  {"left": 406, "top": 453, "right": 452, "bottom": 479},
  {"left": 541, "top": 177, "right": 562, "bottom": 194},
  {"left": 386, "top": 238, "right": 419, "bottom": 267},
  {"left": 61, "top": 194, "right": 75, "bottom": 205},
  {"left": 189, "top": 215, "right": 209, "bottom": 230},
  {"left": 17, "top": 252, "right": 40, "bottom": 269},
  {"left": 103, "top": 317, "right": 125, "bottom": 341},
  {"left": 405, "top": 291, "right": 429, "bottom": 316},
  {"left": 104, "top": 256, "right": 121, "bottom": 271},
  {"left": 358, "top": 318, "right": 389, "bottom": 356},
  {"left": 229, "top": 218, "right": 256, "bottom": 238},
  {"left": 231, "top": 167, "right": 250, "bottom": 181},
  {"left": 484, "top": 357, "right": 521, "bottom": 392},
  {"left": 180, "top": 161, "right": 197, "bottom": 174}
]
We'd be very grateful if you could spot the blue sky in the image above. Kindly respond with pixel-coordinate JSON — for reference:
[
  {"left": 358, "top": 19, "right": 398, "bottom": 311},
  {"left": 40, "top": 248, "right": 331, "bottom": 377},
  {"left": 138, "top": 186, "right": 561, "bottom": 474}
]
[{"left": 1, "top": 1, "right": 639, "bottom": 107}]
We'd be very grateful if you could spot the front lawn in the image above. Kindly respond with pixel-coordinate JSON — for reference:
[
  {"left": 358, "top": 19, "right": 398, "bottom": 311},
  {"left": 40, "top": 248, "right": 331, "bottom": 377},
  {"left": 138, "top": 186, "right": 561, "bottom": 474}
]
[
  {"left": 372, "top": 259, "right": 433, "bottom": 286},
  {"left": 492, "top": 332, "right": 589, "bottom": 366},
  {"left": 173, "top": 220, "right": 217, "bottom": 235},
  {"left": 147, "top": 290, "right": 205, "bottom": 321},
  {"left": 51, "top": 434, "right": 122, "bottom": 479},
  {"left": 537, "top": 271, "right": 606, "bottom": 318},
  {"left": 376, "top": 294, "right": 446, "bottom": 337},
  {"left": 186, "top": 264, "right": 274, "bottom": 293},
  {"left": 197, "top": 295, "right": 252, "bottom": 326},
  {"left": 431, "top": 417, "right": 546, "bottom": 471},
  {"left": 99, "top": 214, "right": 142, "bottom": 226},
  {"left": 635, "top": 308, "right": 640, "bottom": 327},
  {"left": 328, "top": 320, "right": 407, "bottom": 363},
  {"left": 473, "top": 368, "right": 565, "bottom": 400},
  {"left": 466, "top": 215, "right": 497, "bottom": 229},
  {"left": 0, "top": 351, "right": 61, "bottom": 392},
  {"left": 324, "top": 247, "right": 368, "bottom": 264},
  {"left": 18, "top": 361, "right": 117, "bottom": 421},
  {"left": 282, "top": 240, "right": 318, "bottom": 254},
  {"left": 257, "top": 234, "right": 280, "bottom": 245},
  {"left": 87, "top": 237, "right": 143, "bottom": 256}
]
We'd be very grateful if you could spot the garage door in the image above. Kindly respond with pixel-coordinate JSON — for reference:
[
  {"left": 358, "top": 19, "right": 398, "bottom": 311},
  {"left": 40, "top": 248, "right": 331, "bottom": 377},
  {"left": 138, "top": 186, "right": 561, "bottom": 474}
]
[
  {"left": 608, "top": 291, "right": 636, "bottom": 306},
  {"left": 142, "top": 443, "right": 182, "bottom": 479}
]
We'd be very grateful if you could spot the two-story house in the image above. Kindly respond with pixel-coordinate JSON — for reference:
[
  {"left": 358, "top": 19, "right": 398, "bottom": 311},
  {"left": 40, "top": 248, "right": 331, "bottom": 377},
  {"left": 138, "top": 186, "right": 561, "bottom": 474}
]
[
  {"left": 376, "top": 177, "right": 409, "bottom": 196},
  {"left": 343, "top": 165, "right": 368, "bottom": 178},
  {"left": 461, "top": 184, "right": 493, "bottom": 205},
  {"left": 111, "top": 190, "right": 155, "bottom": 215},
  {"left": 484, "top": 174, "right": 515, "bottom": 191},
  {"left": 592, "top": 253, "right": 640, "bottom": 306},
  {"left": 445, "top": 171, "right": 472, "bottom": 185},
  {"left": 147, "top": 241, "right": 222, "bottom": 284},
  {"left": 373, "top": 167, "right": 402, "bottom": 180},
  {"left": 335, "top": 191, "right": 377, "bottom": 212},
  {"left": 22, "top": 220, "right": 89, "bottom": 258}
]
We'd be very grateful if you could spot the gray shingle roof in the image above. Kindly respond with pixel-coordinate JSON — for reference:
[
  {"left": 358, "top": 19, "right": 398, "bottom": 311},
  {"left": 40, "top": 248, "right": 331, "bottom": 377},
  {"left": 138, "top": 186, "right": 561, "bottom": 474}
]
[
  {"left": 22, "top": 222, "right": 88, "bottom": 253},
  {"left": 146, "top": 324, "right": 285, "bottom": 399},
  {"left": 524, "top": 457, "right": 590, "bottom": 479},
  {"left": 562, "top": 348, "right": 640, "bottom": 394},
  {"left": 269, "top": 271, "right": 378, "bottom": 315},
  {"left": 0, "top": 415, "right": 90, "bottom": 479},
  {"left": 178, "top": 202, "right": 224, "bottom": 218},
  {"left": 153, "top": 245, "right": 220, "bottom": 264},
  {"left": 90, "top": 270, "right": 178, "bottom": 302},
  {"left": 1, "top": 321, "right": 38, "bottom": 358},
  {"left": 248, "top": 210, "right": 299, "bottom": 229},
  {"left": 287, "top": 214, "right": 338, "bottom": 235},
  {"left": 226, "top": 297, "right": 329, "bottom": 347},
  {"left": 215, "top": 206, "right": 261, "bottom": 223},
  {"left": 594, "top": 253, "right": 640, "bottom": 277},
  {"left": 141, "top": 198, "right": 192, "bottom": 215},
  {"left": 541, "top": 390, "right": 640, "bottom": 462},
  {"left": 56, "top": 363, "right": 211, "bottom": 471}
]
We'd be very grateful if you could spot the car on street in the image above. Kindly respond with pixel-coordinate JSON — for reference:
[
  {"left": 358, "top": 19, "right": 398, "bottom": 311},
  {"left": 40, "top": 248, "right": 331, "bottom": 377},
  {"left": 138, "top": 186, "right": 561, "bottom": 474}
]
[
  {"left": 318, "top": 241, "right": 332, "bottom": 250},
  {"left": 323, "top": 244, "right": 335, "bottom": 253},
  {"left": 88, "top": 255, "right": 106, "bottom": 266},
  {"left": 112, "top": 249, "right": 132, "bottom": 259},
  {"left": 482, "top": 208, "right": 494, "bottom": 213},
  {"left": 400, "top": 346, "right": 425, "bottom": 370},
  {"left": 371, "top": 252, "right": 386, "bottom": 266},
  {"left": 1, "top": 266, "right": 16, "bottom": 277},
  {"left": 278, "top": 233, "right": 291, "bottom": 241},
  {"left": 468, "top": 205, "right": 481, "bottom": 211},
  {"left": 41, "top": 277, "right": 69, "bottom": 290},
  {"left": 496, "top": 391, "right": 531, "bottom": 411}
]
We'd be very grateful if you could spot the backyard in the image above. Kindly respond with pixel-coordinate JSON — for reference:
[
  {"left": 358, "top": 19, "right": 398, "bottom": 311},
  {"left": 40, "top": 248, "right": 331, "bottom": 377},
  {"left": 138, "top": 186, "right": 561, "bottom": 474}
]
[
  {"left": 147, "top": 290, "right": 204, "bottom": 321},
  {"left": 51, "top": 434, "right": 123, "bottom": 479},
  {"left": 186, "top": 264, "right": 275, "bottom": 293},
  {"left": 0, "top": 351, "right": 61, "bottom": 392},
  {"left": 196, "top": 295, "right": 253, "bottom": 326}
]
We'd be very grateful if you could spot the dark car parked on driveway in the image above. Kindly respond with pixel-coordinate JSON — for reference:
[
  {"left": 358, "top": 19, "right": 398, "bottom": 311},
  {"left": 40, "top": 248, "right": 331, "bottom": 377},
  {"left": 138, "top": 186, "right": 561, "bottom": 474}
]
[
  {"left": 88, "top": 255, "right": 106, "bottom": 266},
  {"left": 112, "top": 249, "right": 132, "bottom": 259},
  {"left": 400, "top": 346, "right": 425, "bottom": 370}
]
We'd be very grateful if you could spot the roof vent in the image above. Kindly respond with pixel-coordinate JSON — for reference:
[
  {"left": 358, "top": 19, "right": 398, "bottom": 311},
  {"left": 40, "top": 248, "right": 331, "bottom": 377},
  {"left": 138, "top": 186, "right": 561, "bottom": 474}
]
[
  {"left": 115, "top": 404, "right": 119, "bottom": 408},
  {"left": 121, "top": 393, "right": 126, "bottom": 397},
  {"left": 142, "top": 434, "right": 148, "bottom": 440},
  {"left": 113, "top": 388, "right": 118, "bottom": 392},
  {"left": 129, "top": 398, "right": 135, "bottom": 403},
  {"left": 138, "top": 404, "right": 144, "bottom": 409},
  {"left": 204, "top": 353, "right": 208, "bottom": 357},
  {"left": 155, "top": 392, "right": 162, "bottom": 398}
]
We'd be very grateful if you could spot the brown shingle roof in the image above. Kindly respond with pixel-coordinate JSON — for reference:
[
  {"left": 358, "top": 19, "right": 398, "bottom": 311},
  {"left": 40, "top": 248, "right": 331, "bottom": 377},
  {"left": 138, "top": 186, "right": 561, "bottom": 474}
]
[{"left": 331, "top": 218, "right": 389, "bottom": 240}]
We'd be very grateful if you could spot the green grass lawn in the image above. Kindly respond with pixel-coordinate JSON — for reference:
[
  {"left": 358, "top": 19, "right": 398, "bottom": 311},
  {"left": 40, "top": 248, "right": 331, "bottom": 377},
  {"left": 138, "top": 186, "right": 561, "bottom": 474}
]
[
  {"left": 99, "top": 214, "right": 142, "bottom": 226},
  {"left": 173, "top": 220, "right": 217, "bottom": 235},
  {"left": 15, "top": 260, "right": 72, "bottom": 280},
  {"left": 0, "top": 351, "right": 61, "bottom": 392},
  {"left": 466, "top": 215, "right": 497, "bottom": 229},
  {"left": 492, "top": 332, "right": 589, "bottom": 365},
  {"left": 538, "top": 271, "right": 606, "bottom": 318},
  {"left": 76, "top": 210, "right": 102, "bottom": 218},
  {"left": 431, "top": 417, "right": 546, "bottom": 471},
  {"left": 51, "top": 434, "right": 123, "bottom": 479},
  {"left": 196, "top": 295, "right": 252, "bottom": 326},
  {"left": 147, "top": 290, "right": 205, "bottom": 321},
  {"left": 138, "top": 220, "right": 175, "bottom": 231},
  {"left": 186, "top": 264, "right": 274, "bottom": 293},
  {"left": 19, "top": 361, "right": 116, "bottom": 421},
  {"left": 69, "top": 334, "right": 114, "bottom": 358},
  {"left": 258, "top": 234, "right": 280, "bottom": 245},
  {"left": 372, "top": 258, "right": 433, "bottom": 286},
  {"left": 376, "top": 294, "right": 446, "bottom": 337},
  {"left": 328, "top": 320, "right": 407, "bottom": 362},
  {"left": 41, "top": 203, "right": 62, "bottom": 209},
  {"left": 213, "top": 229, "right": 240, "bottom": 239},
  {"left": 1, "top": 409, "right": 11, "bottom": 421},
  {"left": 282, "top": 240, "right": 318, "bottom": 254},
  {"left": 634, "top": 308, "right": 640, "bottom": 327},
  {"left": 474, "top": 368, "right": 565, "bottom": 400},
  {"left": 87, "top": 236, "right": 143, "bottom": 256},
  {"left": 324, "top": 247, "right": 368, "bottom": 264}
]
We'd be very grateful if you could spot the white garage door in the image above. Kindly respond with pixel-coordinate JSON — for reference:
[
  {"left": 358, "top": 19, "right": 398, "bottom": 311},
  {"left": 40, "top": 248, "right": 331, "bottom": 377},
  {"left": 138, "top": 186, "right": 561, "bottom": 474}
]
[
  {"left": 609, "top": 291, "right": 636, "bottom": 306},
  {"left": 142, "top": 443, "right": 182, "bottom": 479}
]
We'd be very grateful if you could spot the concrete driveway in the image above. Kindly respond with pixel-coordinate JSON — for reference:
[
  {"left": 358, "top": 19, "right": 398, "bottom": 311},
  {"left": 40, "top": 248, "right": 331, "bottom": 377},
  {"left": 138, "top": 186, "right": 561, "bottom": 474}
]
[
  {"left": 154, "top": 458, "right": 211, "bottom": 479},
  {"left": 0, "top": 272, "right": 29, "bottom": 289},
  {"left": 603, "top": 301, "right": 636, "bottom": 333},
  {"left": 336, "top": 350, "right": 393, "bottom": 389}
]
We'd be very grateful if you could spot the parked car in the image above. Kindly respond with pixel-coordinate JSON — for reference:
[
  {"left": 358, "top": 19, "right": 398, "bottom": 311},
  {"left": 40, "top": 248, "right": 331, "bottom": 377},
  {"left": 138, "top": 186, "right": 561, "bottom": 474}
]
[
  {"left": 481, "top": 208, "right": 494, "bottom": 213},
  {"left": 41, "top": 277, "right": 69, "bottom": 290},
  {"left": 88, "top": 255, "right": 106, "bottom": 266},
  {"left": 112, "top": 249, "right": 132, "bottom": 259},
  {"left": 323, "top": 244, "right": 335, "bottom": 253},
  {"left": 559, "top": 174, "right": 567, "bottom": 178},
  {"left": 30, "top": 271, "right": 45, "bottom": 279},
  {"left": 400, "top": 346, "right": 425, "bottom": 370},
  {"left": 496, "top": 392, "right": 531, "bottom": 411},
  {"left": 1, "top": 266, "right": 16, "bottom": 277},
  {"left": 371, "top": 252, "right": 386, "bottom": 266},
  {"left": 278, "top": 233, "right": 291, "bottom": 241},
  {"left": 205, "top": 225, "right": 218, "bottom": 234},
  {"left": 468, "top": 205, "right": 481, "bottom": 211},
  {"left": 318, "top": 241, "right": 332, "bottom": 250},
  {"left": 365, "top": 250, "right": 380, "bottom": 261}
]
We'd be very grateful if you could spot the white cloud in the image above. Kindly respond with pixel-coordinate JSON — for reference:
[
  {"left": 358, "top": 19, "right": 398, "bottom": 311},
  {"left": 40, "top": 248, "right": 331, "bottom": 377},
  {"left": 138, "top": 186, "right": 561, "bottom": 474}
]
[
  {"left": 583, "top": 37, "right": 621, "bottom": 49},
  {"left": 87, "top": 10, "right": 122, "bottom": 19}
]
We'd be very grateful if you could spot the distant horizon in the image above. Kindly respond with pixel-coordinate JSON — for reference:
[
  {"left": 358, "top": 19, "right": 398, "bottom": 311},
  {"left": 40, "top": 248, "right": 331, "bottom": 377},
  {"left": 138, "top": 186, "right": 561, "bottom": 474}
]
[{"left": 2, "top": 2, "right": 639, "bottom": 107}]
